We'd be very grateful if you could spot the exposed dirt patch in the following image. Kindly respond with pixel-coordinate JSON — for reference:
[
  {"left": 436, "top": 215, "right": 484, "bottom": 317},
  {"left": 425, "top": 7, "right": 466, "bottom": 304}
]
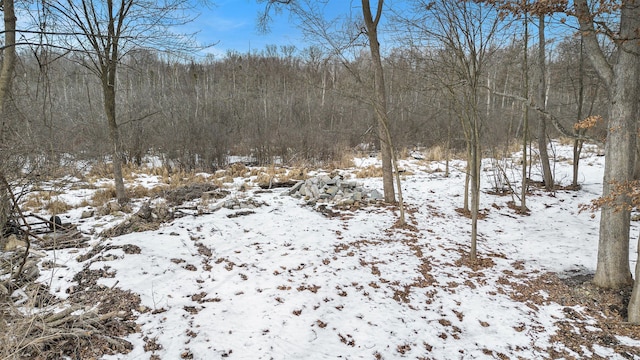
[
  {"left": 100, "top": 203, "right": 174, "bottom": 238},
  {"left": 504, "top": 271, "right": 639, "bottom": 358},
  {"left": 164, "top": 183, "right": 226, "bottom": 205}
]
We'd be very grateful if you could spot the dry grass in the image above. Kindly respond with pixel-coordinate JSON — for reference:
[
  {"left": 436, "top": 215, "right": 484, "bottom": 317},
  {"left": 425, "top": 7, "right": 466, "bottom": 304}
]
[
  {"left": 69, "top": 183, "right": 98, "bottom": 191},
  {"left": 356, "top": 165, "right": 384, "bottom": 178},
  {"left": 91, "top": 186, "right": 117, "bottom": 207},
  {"left": 128, "top": 185, "right": 151, "bottom": 199},
  {"left": 227, "top": 163, "right": 250, "bottom": 178},
  {"left": 21, "top": 192, "right": 72, "bottom": 213},
  {"left": 327, "top": 151, "right": 356, "bottom": 170},
  {"left": 45, "top": 199, "right": 72, "bottom": 214},
  {"left": 254, "top": 166, "right": 308, "bottom": 186},
  {"left": 425, "top": 145, "right": 446, "bottom": 161},
  {"left": 21, "top": 195, "right": 43, "bottom": 211},
  {"left": 397, "top": 148, "right": 411, "bottom": 160}
]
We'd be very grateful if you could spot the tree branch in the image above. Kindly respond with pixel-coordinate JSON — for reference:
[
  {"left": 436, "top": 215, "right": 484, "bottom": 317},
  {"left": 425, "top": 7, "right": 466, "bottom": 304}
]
[
  {"left": 493, "top": 91, "right": 604, "bottom": 145},
  {"left": 573, "top": 0, "right": 614, "bottom": 88}
]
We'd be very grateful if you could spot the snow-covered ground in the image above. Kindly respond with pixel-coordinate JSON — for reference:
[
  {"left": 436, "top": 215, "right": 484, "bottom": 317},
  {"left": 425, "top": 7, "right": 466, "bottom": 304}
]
[{"left": 35, "top": 143, "right": 640, "bottom": 359}]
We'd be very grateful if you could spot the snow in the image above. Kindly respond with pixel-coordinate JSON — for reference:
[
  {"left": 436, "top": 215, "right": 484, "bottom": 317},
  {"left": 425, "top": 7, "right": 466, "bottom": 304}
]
[{"left": 36, "top": 142, "right": 640, "bottom": 359}]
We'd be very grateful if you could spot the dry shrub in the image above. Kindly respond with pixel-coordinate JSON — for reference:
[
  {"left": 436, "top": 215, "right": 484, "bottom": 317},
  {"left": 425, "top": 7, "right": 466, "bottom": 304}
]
[
  {"left": 286, "top": 167, "right": 308, "bottom": 180},
  {"left": 0, "top": 284, "right": 138, "bottom": 359},
  {"left": 87, "top": 161, "right": 113, "bottom": 179},
  {"left": 22, "top": 194, "right": 44, "bottom": 211},
  {"left": 23, "top": 193, "right": 73, "bottom": 212},
  {"left": 127, "top": 185, "right": 151, "bottom": 199},
  {"left": 425, "top": 145, "right": 445, "bottom": 161},
  {"left": 155, "top": 166, "right": 171, "bottom": 182},
  {"left": 254, "top": 166, "right": 306, "bottom": 186},
  {"left": 121, "top": 163, "right": 138, "bottom": 181},
  {"left": 237, "top": 181, "right": 251, "bottom": 192},
  {"left": 505, "top": 141, "right": 523, "bottom": 156},
  {"left": 254, "top": 172, "right": 272, "bottom": 185},
  {"left": 39, "top": 190, "right": 63, "bottom": 201},
  {"left": 148, "top": 185, "right": 168, "bottom": 198},
  {"left": 87, "top": 162, "right": 138, "bottom": 182},
  {"left": 162, "top": 171, "right": 208, "bottom": 188},
  {"left": 46, "top": 199, "right": 72, "bottom": 214},
  {"left": 92, "top": 183, "right": 161, "bottom": 205},
  {"left": 78, "top": 199, "right": 91, "bottom": 207},
  {"left": 356, "top": 165, "right": 384, "bottom": 178},
  {"left": 91, "top": 186, "right": 117, "bottom": 207},
  {"left": 69, "top": 183, "right": 98, "bottom": 191},
  {"left": 227, "top": 163, "right": 249, "bottom": 177},
  {"left": 397, "top": 148, "right": 410, "bottom": 160},
  {"left": 328, "top": 151, "right": 356, "bottom": 170},
  {"left": 215, "top": 175, "right": 231, "bottom": 184}
]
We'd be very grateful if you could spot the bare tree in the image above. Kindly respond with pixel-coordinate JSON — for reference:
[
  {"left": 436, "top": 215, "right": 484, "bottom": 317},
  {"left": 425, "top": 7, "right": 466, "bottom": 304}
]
[
  {"left": 43, "top": 0, "right": 203, "bottom": 204},
  {"left": 536, "top": 14, "right": 553, "bottom": 191},
  {"left": 411, "top": 0, "right": 505, "bottom": 260},
  {"left": 520, "top": 10, "right": 529, "bottom": 213},
  {"left": 361, "top": 0, "right": 404, "bottom": 223},
  {"left": 0, "top": 0, "right": 16, "bottom": 135},
  {"left": 259, "top": 0, "right": 406, "bottom": 223},
  {"left": 0, "top": 0, "right": 17, "bottom": 234},
  {"left": 574, "top": 0, "right": 639, "bottom": 295}
]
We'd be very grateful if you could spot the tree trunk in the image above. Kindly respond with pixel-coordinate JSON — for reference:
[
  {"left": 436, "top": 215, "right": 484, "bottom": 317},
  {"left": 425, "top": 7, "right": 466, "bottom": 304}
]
[
  {"left": 575, "top": 0, "right": 640, "bottom": 289},
  {"left": 0, "top": 0, "right": 17, "bottom": 227},
  {"left": 572, "top": 38, "right": 585, "bottom": 188},
  {"left": 0, "top": 0, "right": 17, "bottom": 125},
  {"left": 103, "top": 64, "right": 128, "bottom": 204},
  {"left": 470, "top": 115, "right": 481, "bottom": 261},
  {"left": 463, "top": 140, "right": 471, "bottom": 212},
  {"left": 629, "top": 232, "right": 640, "bottom": 323},
  {"left": 537, "top": 15, "right": 553, "bottom": 191},
  {"left": 362, "top": 0, "right": 395, "bottom": 203},
  {"left": 520, "top": 13, "right": 529, "bottom": 213},
  {"left": 575, "top": 0, "right": 639, "bottom": 289}
]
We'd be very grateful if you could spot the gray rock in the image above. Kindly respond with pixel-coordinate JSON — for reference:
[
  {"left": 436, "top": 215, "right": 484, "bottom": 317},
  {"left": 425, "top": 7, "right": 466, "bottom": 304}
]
[
  {"left": 288, "top": 181, "right": 305, "bottom": 195},
  {"left": 325, "top": 186, "right": 339, "bottom": 196},
  {"left": 369, "top": 189, "right": 383, "bottom": 200},
  {"left": 283, "top": 174, "right": 380, "bottom": 207}
]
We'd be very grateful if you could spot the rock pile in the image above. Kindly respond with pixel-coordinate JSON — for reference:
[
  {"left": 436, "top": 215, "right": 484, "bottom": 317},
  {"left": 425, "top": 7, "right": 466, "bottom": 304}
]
[{"left": 282, "top": 175, "right": 383, "bottom": 206}]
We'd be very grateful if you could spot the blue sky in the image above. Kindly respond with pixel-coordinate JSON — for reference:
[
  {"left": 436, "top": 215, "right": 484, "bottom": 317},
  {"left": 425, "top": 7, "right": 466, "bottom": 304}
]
[
  {"left": 190, "top": 0, "right": 368, "bottom": 58},
  {"left": 191, "top": 0, "right": 301, "bottom": 57},
  {"left": 191, "top": 0, "right": 346, "bottom": 58},
  {"left": 189, "top": 0, "right": 573, "bottom": 60}
]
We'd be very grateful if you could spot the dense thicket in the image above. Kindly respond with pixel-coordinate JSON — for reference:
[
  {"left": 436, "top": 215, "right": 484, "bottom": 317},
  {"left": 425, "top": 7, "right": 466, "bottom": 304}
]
[{"left": 8, "top": 36, "right": 608, "bottom": 171}]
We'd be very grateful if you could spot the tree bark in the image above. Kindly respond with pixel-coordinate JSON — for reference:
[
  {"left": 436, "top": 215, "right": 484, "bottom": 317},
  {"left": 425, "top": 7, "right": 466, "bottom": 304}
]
[
  {"left": 521, "top": 12, "right": 529, "bottom": 213},
  {"left": 572, "top": 38, "right": 585, "bottom": 188},
  {"left": 102, "top": 0, "right": 128, "bottom": 205},
  {"left": 537, "top": 15, "right": 553, "bottom": 191},
  {"left": 630, "top": 232, "right": 640, "bottom": 323},
  {"left": 0, "top": 0, "right": 17, "bottom": 227},
  {"left": 0, "top": 0, "right": 17, "bottom": 124},
  {"left": 362, "top": 0, "right": 395, "bottom": 203},
  {"left": 103, "top": 64, "right": 127, "bottom": 204},
  {"left": 575, "top": 0, "right": 638, "bottom": 289}
]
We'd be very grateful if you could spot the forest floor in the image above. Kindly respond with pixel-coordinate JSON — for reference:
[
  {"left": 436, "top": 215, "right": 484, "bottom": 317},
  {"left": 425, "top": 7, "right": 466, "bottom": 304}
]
[{"left": 2, "top": 142, "right": 640, "bottom": 359}]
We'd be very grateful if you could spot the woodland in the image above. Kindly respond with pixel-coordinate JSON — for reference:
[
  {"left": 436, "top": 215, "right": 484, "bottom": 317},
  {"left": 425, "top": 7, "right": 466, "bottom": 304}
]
[{"left": 1, "top": 0, "right": 640, "bottom": 358}]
